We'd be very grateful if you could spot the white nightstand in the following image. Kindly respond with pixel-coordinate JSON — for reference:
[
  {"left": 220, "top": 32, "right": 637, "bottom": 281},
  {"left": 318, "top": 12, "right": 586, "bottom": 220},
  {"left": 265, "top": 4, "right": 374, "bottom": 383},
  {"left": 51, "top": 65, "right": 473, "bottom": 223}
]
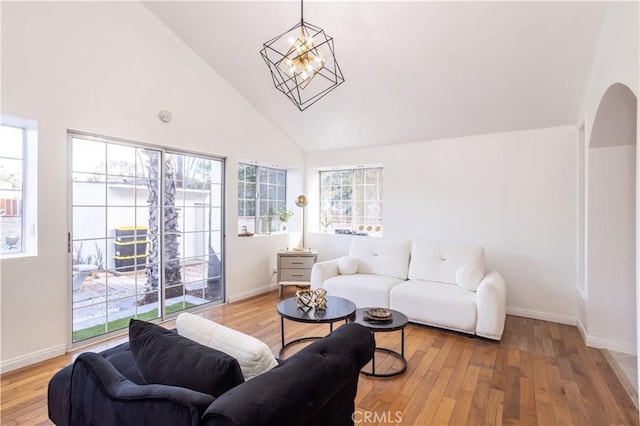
[{"left": 277, "top": 250, "right": 318, "bottom": 298}]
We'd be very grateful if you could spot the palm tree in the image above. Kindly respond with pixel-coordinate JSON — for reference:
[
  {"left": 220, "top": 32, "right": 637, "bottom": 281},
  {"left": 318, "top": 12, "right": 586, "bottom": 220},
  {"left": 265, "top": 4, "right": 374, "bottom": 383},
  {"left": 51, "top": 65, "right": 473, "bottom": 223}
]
[
  {"left": 140, "top": 152, "right": 182, "bottom": 304},
  {"left": 163, "top": 154, "right": 182, "bottom": 298}
]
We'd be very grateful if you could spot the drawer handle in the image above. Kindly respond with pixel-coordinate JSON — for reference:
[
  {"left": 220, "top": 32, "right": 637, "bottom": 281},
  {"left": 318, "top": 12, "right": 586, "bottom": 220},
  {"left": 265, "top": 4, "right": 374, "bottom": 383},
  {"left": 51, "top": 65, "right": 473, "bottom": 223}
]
[
  {"left": 291, "top": 274, "right": 304, "bottom": 277},
  {"left": 291, "top": 262, "right": 304, "bottom": 264}
]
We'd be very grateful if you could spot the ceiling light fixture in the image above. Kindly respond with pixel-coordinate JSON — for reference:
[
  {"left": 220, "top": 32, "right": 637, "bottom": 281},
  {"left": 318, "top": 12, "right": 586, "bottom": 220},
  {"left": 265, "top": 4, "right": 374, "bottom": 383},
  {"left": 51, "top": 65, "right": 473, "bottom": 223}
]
[{"left": 260, "top": 0, "right": 345, "bottom": 111}]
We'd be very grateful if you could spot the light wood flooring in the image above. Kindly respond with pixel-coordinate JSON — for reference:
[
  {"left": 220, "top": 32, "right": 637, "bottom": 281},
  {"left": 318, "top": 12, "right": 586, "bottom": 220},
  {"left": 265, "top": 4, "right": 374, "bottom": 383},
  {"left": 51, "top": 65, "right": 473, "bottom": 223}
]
[{"left": 2, "top": 290, "right": 639, "bottom": 425}]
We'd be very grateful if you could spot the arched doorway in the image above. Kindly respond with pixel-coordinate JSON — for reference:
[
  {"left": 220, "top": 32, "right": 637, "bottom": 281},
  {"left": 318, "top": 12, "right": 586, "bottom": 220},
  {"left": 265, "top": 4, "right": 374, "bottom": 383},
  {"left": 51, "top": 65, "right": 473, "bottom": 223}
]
[{"left": 586, "top": 82, "right": 637, "bottom": 393}]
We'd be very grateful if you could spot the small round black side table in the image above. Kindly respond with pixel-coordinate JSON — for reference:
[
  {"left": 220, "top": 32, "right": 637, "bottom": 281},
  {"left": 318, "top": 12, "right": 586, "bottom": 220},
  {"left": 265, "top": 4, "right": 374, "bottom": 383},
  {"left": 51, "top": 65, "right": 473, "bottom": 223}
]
[
  {"left": 277, "top": 295, "right": 356, "bottom": 358},
  {"left": 349, "top": 308, "right": 408, "bottom": 377}
]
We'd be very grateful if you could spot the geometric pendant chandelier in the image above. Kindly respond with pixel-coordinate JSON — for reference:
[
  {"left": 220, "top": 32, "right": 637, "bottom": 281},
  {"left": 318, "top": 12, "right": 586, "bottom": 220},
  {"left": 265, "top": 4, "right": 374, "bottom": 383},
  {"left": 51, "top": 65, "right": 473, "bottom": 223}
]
[{"left": 259, "top": 0, "right": 345, "bottom": 111}]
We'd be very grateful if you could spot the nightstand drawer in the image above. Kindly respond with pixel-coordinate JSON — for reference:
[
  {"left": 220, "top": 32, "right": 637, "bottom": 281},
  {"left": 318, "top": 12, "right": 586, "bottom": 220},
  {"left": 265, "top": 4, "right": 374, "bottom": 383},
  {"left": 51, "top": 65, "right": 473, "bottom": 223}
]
[
  {"left": 279, "top": 269, "right": 312, "bottom": 282},
  {"left": 280, "top": 256, "right": 315, "bottom": 269}
]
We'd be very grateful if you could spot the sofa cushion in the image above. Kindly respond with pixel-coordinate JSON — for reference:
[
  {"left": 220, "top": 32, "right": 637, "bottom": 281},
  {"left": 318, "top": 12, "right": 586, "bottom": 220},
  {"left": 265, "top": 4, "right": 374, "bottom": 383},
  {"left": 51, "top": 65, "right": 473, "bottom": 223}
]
[
  {"left": 349, "top": 239, "right": 411, "bottom": 280},
  {"left": 390, "top": 280, "right": 477, "bottom": 333},
  {"left": 129, "top": 319, "right": 244, "bottom": 398},
  {"left": 455, "top": 265, "right": 483, "bottom": 292},
  {"left": 201, "top": 323, "right": 375, "bottom": 426},
  {"left": 98, "top": 342, "right": 145, "bottom": 384},
  {"left": 323, "top": 274, "right": 404, "bottom": 308},
  {"left": 408, "top": 241, "right": 485, "bottom": 285},
  {"left": 176, "top": 313, "right": 278, "bottom": 380},
  {"left": 338, "top": 256, "right": 358, "bottom": 275}
]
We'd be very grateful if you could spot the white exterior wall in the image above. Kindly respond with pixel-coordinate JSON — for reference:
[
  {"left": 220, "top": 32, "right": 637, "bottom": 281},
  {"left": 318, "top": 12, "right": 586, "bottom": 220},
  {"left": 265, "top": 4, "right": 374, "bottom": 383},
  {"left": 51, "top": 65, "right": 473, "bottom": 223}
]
[
  {"left": 306, "top": 126, "right": 578, "bottom": 323},
  {"left": 72, "top": 182, "right": 219, "bottom": 267},
  {"left": 0, "top": 2, "right": 302, "bottom": 371}
]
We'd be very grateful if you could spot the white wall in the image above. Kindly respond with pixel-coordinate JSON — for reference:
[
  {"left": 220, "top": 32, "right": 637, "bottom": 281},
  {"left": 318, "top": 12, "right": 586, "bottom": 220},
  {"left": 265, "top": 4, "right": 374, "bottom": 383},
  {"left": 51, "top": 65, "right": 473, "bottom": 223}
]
[
  {"left": 0, "top": 2, "right": 303, "bottom": 371},
  {"left": 576, "top": 1, "right": 639, "bottom": 356},
  {"left": 587, "top": 145, "right": 636, "bottom": 353},
  {"left": 306, "top": 126, "right": 578, "bottom": 322},
  {"left": 579, "top": 2, "right": 639, "bottom": 124}
]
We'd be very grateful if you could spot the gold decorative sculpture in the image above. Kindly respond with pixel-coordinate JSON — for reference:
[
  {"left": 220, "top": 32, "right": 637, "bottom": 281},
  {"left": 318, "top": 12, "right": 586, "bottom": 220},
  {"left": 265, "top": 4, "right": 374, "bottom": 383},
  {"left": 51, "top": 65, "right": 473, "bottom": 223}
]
[
  {"left": 313, "top": 289, "right": 328, "bottom": 310},
  {"left": 295, "top": 289, "right": 314, "bottom": 310}
]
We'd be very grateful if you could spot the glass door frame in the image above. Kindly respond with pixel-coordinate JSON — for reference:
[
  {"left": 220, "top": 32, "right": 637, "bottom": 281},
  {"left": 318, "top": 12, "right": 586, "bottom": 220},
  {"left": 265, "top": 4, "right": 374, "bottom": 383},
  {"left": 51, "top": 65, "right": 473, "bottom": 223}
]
[{"left": 67, "top": 131, "right": 226, "bottom": 349}]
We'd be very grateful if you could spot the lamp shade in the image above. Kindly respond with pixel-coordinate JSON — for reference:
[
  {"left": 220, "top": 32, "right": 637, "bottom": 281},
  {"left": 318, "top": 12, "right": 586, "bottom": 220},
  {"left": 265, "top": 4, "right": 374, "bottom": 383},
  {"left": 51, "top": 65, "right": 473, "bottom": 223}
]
[{"left": 295, "top": 195, "right": 308, "bottom": 207}]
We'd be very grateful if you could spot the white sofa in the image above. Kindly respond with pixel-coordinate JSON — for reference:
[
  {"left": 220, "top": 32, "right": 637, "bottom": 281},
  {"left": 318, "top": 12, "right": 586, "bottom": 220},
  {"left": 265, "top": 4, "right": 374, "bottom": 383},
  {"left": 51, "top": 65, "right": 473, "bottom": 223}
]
[{"left": 310, "top": 239, "right": 507, "bottom": 340}]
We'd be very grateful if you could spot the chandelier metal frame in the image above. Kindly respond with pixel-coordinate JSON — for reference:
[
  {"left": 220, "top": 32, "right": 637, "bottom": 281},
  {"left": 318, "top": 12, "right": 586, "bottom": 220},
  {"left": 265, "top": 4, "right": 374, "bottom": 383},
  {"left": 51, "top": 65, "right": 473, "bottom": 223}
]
[{"left": 260, "top": 1, "right": 345, "bottom": 111}]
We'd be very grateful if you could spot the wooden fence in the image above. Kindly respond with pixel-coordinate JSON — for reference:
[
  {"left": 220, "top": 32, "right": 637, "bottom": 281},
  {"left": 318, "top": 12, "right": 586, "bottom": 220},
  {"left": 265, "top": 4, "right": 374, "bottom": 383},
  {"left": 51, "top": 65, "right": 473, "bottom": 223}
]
[{"left": 0, "top": 199, "right": 22, "bottom": 217}]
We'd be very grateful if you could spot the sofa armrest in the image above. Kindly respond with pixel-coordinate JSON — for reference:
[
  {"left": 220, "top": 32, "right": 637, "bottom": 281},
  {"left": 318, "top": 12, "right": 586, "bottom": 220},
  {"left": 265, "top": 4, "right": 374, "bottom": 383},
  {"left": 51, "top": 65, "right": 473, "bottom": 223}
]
[
  {"left": 69, "top": 352, "right": 215, "bottom": 426},
  {"left": 48, "top": 364, "right": 73, "bottom": 426},
  {"left": 202, "top": 323, "right": 374, "bottom": 426},
  {"left": 475, "top": 271, "right": 507, "bottom": 340},
  {"left": 310, "top": 258, "right": 341, "bottom": 290}
]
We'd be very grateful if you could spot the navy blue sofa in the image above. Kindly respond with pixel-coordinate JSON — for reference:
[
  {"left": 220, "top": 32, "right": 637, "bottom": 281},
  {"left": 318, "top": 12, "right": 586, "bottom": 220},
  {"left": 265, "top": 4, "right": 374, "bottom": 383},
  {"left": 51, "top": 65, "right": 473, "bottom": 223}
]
[{"left": 48, "top": 322, "right": 374, "bottom": 426}]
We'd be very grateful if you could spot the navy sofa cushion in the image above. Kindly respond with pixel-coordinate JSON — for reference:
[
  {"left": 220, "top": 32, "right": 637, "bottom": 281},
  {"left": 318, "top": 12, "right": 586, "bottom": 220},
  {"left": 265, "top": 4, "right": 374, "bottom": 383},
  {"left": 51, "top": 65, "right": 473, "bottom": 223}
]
[{"left": 129, "top": 319, "right": 244, "bottom": 398}]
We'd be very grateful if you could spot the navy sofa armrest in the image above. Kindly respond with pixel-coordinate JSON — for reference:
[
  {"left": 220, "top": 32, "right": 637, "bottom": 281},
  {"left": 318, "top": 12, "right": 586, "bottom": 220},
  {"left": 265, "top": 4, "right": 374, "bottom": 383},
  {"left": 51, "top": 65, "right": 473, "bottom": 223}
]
[
  {"left": 69, "top": 352, "right": 215, "bottom": 426},
  {"left": 202, "top": 323, "right": 374, "bottom": 426},
  {"left": 48, "top": 363, "right": 73, "bottom": 426}
]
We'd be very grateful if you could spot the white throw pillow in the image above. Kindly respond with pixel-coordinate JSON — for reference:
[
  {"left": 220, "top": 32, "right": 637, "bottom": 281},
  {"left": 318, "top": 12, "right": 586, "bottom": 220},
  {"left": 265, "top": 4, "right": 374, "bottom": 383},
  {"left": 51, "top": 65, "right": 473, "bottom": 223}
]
[
  {"left": 176, "top": 313, "right": 278, "bottom": 380},
  {"left": 338, "top": 256, "right": 358, "bottom": 275},
  {"left": 455, "top": 265, "right": 483, "bottom": 292}
]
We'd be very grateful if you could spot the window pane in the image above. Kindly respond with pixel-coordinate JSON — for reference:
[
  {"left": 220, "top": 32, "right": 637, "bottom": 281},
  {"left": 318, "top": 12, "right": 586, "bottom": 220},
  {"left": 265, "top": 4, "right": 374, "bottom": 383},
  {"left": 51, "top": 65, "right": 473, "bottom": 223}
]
[
  {"left": 239, "top": 163, "right": 286, "bottom": 234},
  {"left": 246, "top": 183, "right": 256, "bottom": 199},
  {"left": 260, "top": 167, "right": 269, "bottom": 182},
  {"left": 319, "top": 167, "right": 383, "bottom": 234},
  {"left": 246, "top": 200, "right": 255, "bottom": 216},
  {"left": 74, "top": 180, "right": 105, "bottom": 206},
  {"left": 107, "top": 144, "right": 136, "bottom": 177},
  {"left": 0, "top": 126, "right": 23, "bottom": 158},
  {"left": 72, "top": 138, "right": 105, "bottom": 174},
  {"left": 73, "top": 207, "right": 106, "bottom": 239},
  {"left": 0, "top": 158, "right": 23, "bottom": 188}
]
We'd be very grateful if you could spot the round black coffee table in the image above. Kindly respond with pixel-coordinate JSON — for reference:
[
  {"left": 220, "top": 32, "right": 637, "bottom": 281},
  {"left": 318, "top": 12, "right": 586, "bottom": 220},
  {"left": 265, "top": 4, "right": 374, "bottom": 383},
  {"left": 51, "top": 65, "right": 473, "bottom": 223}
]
[
  {"left": 349, "top": 308, "right": 408, "bottom": 377},
  {"left": 277, "top": 295, "right": 356, "bottom": 358}
]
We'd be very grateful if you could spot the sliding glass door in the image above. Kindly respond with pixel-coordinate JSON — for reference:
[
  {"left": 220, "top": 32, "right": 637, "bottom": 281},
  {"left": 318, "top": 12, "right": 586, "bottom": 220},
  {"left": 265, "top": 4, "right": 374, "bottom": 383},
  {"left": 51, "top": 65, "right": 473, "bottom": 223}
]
[
  {"left": 161, "top": 152, "right": 224, "bottom": 313},
  {"left": 70, "top": 133, "right": 224, "bottom": 343}
]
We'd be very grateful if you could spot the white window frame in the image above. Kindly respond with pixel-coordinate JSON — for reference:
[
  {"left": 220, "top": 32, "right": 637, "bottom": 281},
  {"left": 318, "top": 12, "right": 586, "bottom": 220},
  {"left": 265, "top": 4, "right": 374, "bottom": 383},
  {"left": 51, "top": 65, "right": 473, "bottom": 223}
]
[
  {"left": 238, "top": 162, "right": 287, "bottom": 234},
  {"left": 0, "top": 115, "right": 38, "bottom": 258},
  {"left": 319, "top": 166, "right": 383, "bottom": 235}
]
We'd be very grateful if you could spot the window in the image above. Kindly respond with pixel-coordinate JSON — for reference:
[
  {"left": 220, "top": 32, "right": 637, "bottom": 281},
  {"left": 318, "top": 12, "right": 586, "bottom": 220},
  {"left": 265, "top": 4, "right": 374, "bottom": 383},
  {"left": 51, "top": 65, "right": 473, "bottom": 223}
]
[
  {"left": 70, "top": 133, "right": 225, "bottom": 343},
  {"left": 238, "top": 163, "right": 286, "bottom": 234},
  {"left": 319, "top": 167, "right": 383, "bottom": 234},
  {"left": 0, "top": 116, "right": 37, "bottom": 257}
]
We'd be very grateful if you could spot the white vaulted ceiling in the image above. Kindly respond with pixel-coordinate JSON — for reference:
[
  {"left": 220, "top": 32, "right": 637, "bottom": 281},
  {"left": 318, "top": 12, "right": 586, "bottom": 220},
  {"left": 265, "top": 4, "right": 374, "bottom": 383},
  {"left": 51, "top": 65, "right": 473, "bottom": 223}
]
[{"left": 143, "top": 1, "right": 608, "bottom": 152}]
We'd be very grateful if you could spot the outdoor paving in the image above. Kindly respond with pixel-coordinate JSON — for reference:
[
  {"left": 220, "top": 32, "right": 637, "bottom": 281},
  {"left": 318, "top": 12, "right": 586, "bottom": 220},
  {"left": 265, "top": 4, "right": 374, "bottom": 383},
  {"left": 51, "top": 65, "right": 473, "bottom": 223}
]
[{"left": 72, "top": 263, "right": 215, "bottom": 330}]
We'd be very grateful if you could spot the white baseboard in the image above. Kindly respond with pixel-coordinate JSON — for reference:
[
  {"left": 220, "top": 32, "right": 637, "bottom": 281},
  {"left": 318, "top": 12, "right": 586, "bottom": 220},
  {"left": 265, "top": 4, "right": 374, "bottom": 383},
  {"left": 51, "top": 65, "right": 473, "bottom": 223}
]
[
  {"left": 506, "top": 306, "right": 577, "bottom": 325},
  {"left": 584, "top": 335, "right": 637, "bottom": 355},
  {"left": 228, "top": 283, "right": 277, "bottom": 303},
  {"left": 1, "top": 344, "right": 66, "bottom": 374},
  {"left": 577, "top": 316, "right": 636, "bottom": 354},
  {"left": 578, "top": 323, "right": 637, "bottom": 355},
  {"left": 514, "top": 308, "right": 637, "bottom": 355}
]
